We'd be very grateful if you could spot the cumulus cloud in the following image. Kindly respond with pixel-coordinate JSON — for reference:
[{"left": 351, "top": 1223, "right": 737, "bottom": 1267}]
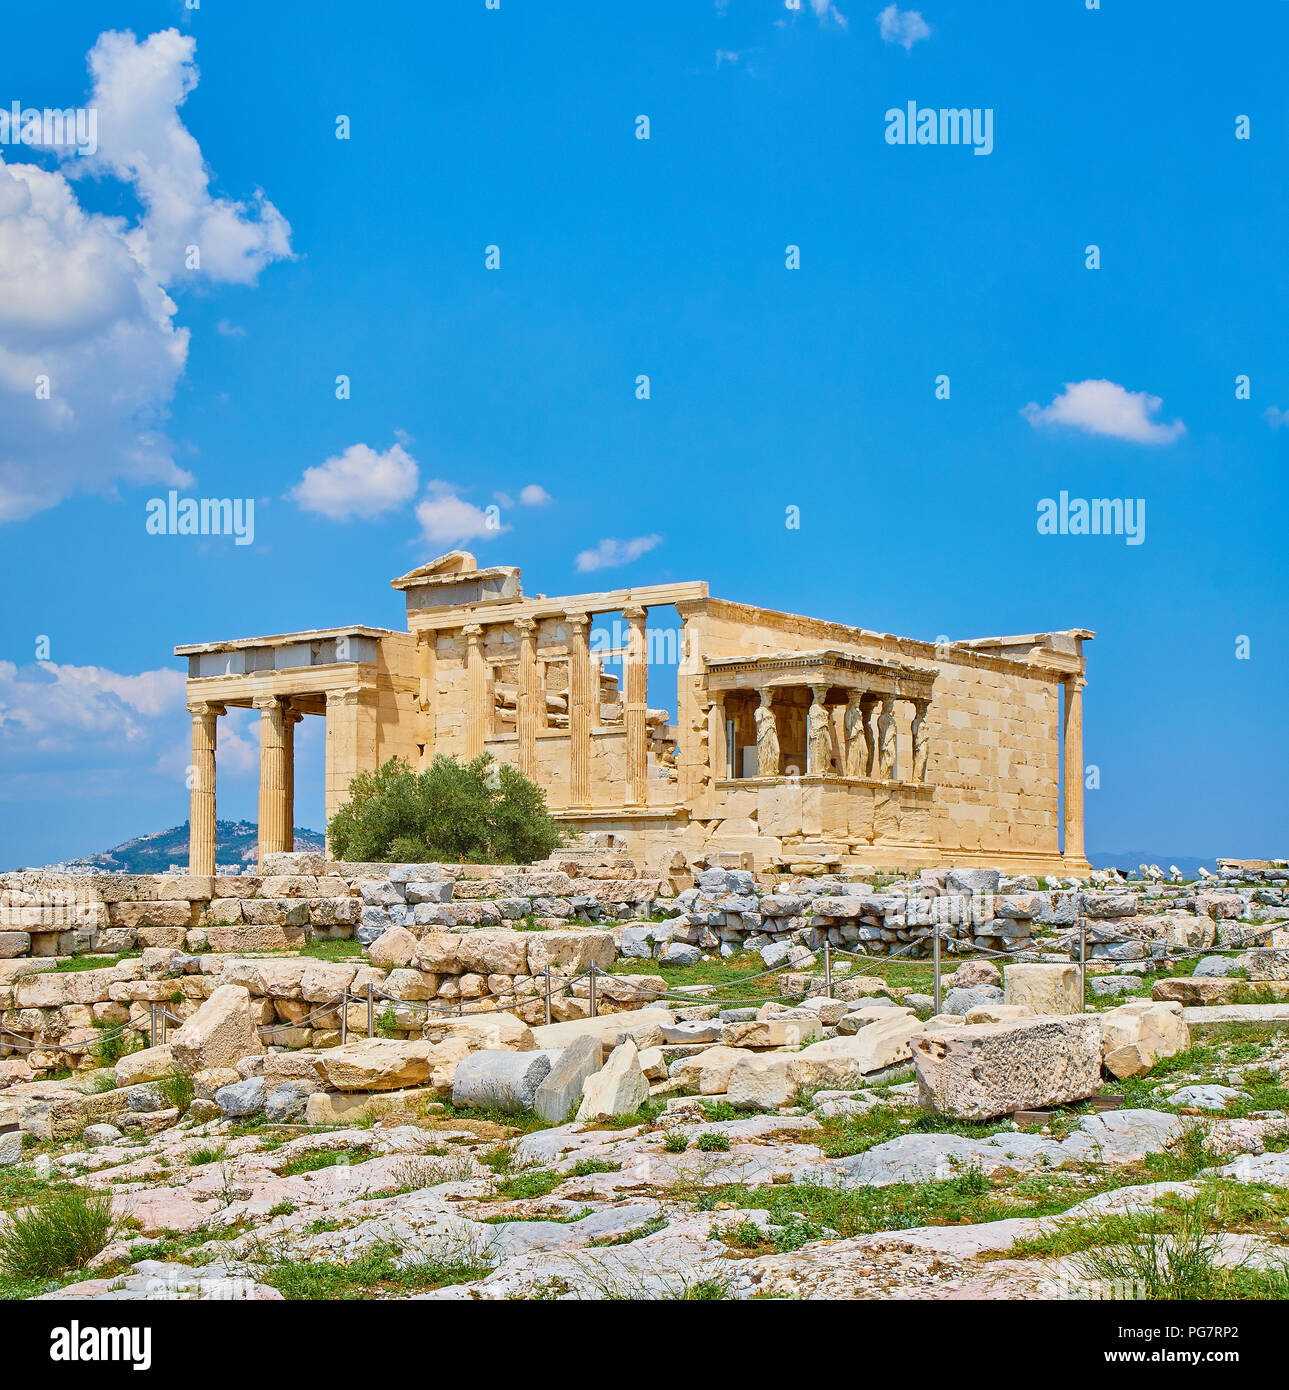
[
  {"left": 519, "top": 483, "right": 552, "bottom": 506},
  {"left": 289, "top": 442, "right": 419, "bottom": 521},
  {"left": 0, "top": 28, "right": 291, "bottom": 522},
  {"left": 416, "top": 481, "right": 507, "bottom": 545},
  {"left": 1264, "top": 406, "right": 1289, "bottom": 431},
  {"left": 1021, "top": 380, "right": 1186, "bottom": 446},
  {"left": 0, "top": 661, "right": 186, "bottom": 754},
  {"left": 877, "top": 5, "right": 931, "bottom": 49},
  {"left": 575, "top": 534, "right": 662, "bottom": 573}
]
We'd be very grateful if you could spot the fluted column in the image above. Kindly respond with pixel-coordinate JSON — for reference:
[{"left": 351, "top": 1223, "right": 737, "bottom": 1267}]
[
  {"left": 515, "top": 617, "right": 538, "bottom": 779},
  {"left": 1062, "top": 677, "right": 1086, "bottom": 861},
  {"left": 622, "top": 605, "right": 648, "bottom": 805},
  {"left": 463, "top": 624, "right": 486, "bottom": 760},
  {"left": 187, "top": 701, "right": 224, "bottom": 876},
  {"left": 283, "top": 703, "right": 303, "bottom": 850},
  {"left": 254, "top": 695, "right": 290, "bottom": 867},
  {"left": 566, "top": 611, "right": 592, "bottom": 807}
]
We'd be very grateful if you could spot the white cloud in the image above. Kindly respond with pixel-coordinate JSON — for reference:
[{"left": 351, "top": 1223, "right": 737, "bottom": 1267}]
[
  {"left": 1264, "top": 406, "right": 1288, "bottom": 431},
  {"left": 519, "top": 483, "right": 552, "bottom": 506},
  {"left": 811, "top": 0, "right": 849, "bottom": 27},
  {"left": 0, "top": 661, "right": 186, "bottom": 754},
  {"left": 877, "top": 5, "right": 931, "bottom": 49},
  {"left": 0, "top": 28, "right": 291, "bottom": 523},
  {"left": 1021, "top": 380, "right": 1186, "bottom": 446},
  {"left": 416, "top": 481, "right": 507, "bottom": 545},
  {"left": 216, "top": 319, "right": 245, "bottom": 337},
  {"left": 575, "top": 534, "right": 662, "bottom": 573},
  {"left": 76, "top": 29, "right": 292, "bottom": 285},
  {"left": 289, "top": 442, "right": 419, "bottom": 521}
]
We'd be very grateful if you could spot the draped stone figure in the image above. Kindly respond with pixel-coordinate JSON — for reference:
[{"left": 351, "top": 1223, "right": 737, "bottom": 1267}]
[
  {"left": 862, "top": 699, "right": 878, "bottom": 776},
  {"left": 911, "top": 699, "right": 930, "bottom": 783},
  {"left": 877, "top": 696, "right": 897, "bottom": 780},
  {"left": 843, "top": 695, "right": 866, "bottom": 777},
  {"left": 754, "top": 691, "right": 780, "bottom": 776},
  {"left": 807, "top": 687, "right": 835, "bottom": 774}
]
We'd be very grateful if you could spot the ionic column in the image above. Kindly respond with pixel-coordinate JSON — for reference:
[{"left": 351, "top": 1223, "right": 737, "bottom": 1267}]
[
  {"left": 622, "top": 605, "right": 648, "bottom": 805},
  {"left": 187, "top": 701, "right": 224, "bottom": 876},
  {"left": 283, "top": 703, "right": 304, "bottom": 849},
  {"left": 254, "top": 695, "right": 290, "bottom": 867},
  {"left": 1062, "top": 677, "right": 1086, "bottom": 861},
  {"left": 514, "top": 617, "right": 538, "bottom": 779},
  {"left": 708, "top": 691, "right": 727, "bottom": 781},
  {"left": 876, "top": 696, "right": 897, "bottom": 780},
  {"left": 463, "top": 624, "right": 486, "bottom": 760},
  {"left": 565, "top": 611, "right": 592, "bottom": 807}
]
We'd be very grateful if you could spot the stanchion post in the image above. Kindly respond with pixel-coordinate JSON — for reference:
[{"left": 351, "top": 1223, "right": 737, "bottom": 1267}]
[
  {"left": 589, "top": 964, "right": 598, "bottom": 1019},
  {"left": 824, "top": 939, "right": 832, "bottom": 999},
  {"left": 149, "top": 1003, "right": 157, "bottom": 1050},
  {"left": 1079, "top": 919, "right": 1087, "bottom": 1012},
  {"left": 932, "top": 926, "right": 942, "bottom": 1016},
  {"left": 367, "top": 982, "right": 375, "bottom": 1038},
  {"left": 544, "top": 966, "right": 552, "bottom": 1027},
  {"left": 340, "top": 988, "right": 348, "bottom": 1045}
]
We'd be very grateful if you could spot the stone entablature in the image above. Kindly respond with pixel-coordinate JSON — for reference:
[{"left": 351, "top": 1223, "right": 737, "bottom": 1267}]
[{"left": 173, "top": 551, "right": 1093, "bottom": 875}]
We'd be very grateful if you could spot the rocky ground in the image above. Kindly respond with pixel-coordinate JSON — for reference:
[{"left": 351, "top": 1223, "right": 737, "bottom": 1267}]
[{"left": 5, "top": 967, "right": 1289, "bottom": 1302}]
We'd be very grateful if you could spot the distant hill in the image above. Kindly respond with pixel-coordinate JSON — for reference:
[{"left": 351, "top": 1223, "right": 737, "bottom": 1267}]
[
  {"left": 29, "top": 821, "right": 325, "bottom": 875},
  {"left": 1088, "top": 849, "right": 1215, "bottom": 880}
]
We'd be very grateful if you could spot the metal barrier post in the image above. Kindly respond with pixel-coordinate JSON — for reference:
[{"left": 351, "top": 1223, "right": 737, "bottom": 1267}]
[
  {"left": 589, "top": 963, "right": 598, "bottom": 1019},
  {"left": 1079, "top": 919, "right": 1087, "bottom": 1011},
  {"left": 823, "top": 939, "right": 832, "bottom": 999},
  {"left": 149, "top": 1003, "right": 157, "bottom": 1050},
  {"left": 544, "top": 966, "right": 552, "bottom": 1027},
  {"left": 367, "top": 982, "right": 375, "bottom": 1038},
  {"left": 932, "top": 926, "right": 942, "bottom": 1016},
  {"left": 340, "top": 988, "right": 348, "bottom": 1045}
]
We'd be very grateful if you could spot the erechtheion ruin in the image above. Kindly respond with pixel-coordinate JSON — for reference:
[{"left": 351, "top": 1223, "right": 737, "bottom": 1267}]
[{"left": 176, "top": 551, "right": 1092, "bottom": 876}]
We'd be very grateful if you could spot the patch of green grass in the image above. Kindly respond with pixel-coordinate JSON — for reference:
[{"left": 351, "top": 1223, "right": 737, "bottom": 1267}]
[
  {"left": 586, "top": 1216, "right": 667, "bottom": 1247},
  {"left": 187, "top": 1144, "right": 227, "bottom": 1167},
  {"left": 608, "top": 951, "right": 791, "bottom": 1000},
  {"left": 48, "top": 952, "right": 140, "bottom": 974},
  {"left": 662, "top": 1132, "right": 688, "bottom": 1153},
  {"left": 255, "top": 1241, "right": 490, "bottom": 1299},
  {"left": 578, "top": 1100, "right": 667, "bottom": 1131},
  {"left": 494, "top": 1169, "right": 563, "bottom": 1201},
  {"left": 276, "top": 1148, "right": 370, "bottom": 1177},
  {"left": 434, "top": 1099, "right": 553, "bottom": 1134},
  {"left": 815, "top": 1103, "right": 1003, "bottom": 1159},
  {"left": 694, "top": 1131, "right": 730, "bottom": 1152},
  {"left": 567, "top": 1158, "right": 619, "bottom": 1178},
  {"left": 295, "top": 939, "right": 366, "bottom": 962},
  {"left": 0, "top": 1185, "right": 120, "bottom": 1281}
]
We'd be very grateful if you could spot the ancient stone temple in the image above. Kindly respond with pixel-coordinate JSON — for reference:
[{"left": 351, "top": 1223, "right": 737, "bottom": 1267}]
[{"left": 177, "top": 551, "right": 1092, "bottom": 875}]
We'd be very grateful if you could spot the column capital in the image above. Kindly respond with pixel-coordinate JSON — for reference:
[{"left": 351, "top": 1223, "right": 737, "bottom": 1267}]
[
  {"left": 251, "top": 694, "right": 285, "bottom": 714},
  {"left": 325, "top": 686, "right": 366, "bottom": 708},
  {"left": 187, "top": 700, "right": 226, "bottom": 719},
  {"left": 462, "top": 623, "right": 485, "bottom": 644},
  {"left": 563, "top": 609, "right": 591, "bottom": 632},
  {"left": 621, "top": 604, "right": 647, "bottom": 623},
  {"left": 514, "top": 616, "right": 537, "bottom": 635},
  {"left": 1062, "top": 675, "right": 1087, "bottom": 691}
]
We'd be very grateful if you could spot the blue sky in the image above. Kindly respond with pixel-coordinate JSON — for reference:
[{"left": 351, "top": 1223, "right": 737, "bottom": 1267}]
[{"left": 0, "top": 0, "right": 1285, "bottom": 868}]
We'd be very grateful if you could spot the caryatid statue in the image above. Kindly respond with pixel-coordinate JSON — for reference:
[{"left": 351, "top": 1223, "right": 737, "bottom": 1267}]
[
  {"left": 843, "top": 694, "right": 866, "bottom": 778},
  {"left": 877, "top": 696, "right": 897, "bottom": 780},
  {"left": 911, "top": 698, "right": 930, "bottom": 783},
  {"left": 807, "top": 685, "right": 836, "bottom": 774},
  {"left": 754, "top": 689, "right": 780, "bottom": 776}
]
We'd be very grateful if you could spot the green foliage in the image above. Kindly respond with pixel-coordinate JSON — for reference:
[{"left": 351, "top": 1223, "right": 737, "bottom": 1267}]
[
  {"left": 695, "top": 1131, "right": 731, "bottom": 1152},
  {"left": 0, "top": 1186, "right": 119, "bottom": 1281},
  {"left": 326, "top": 754, "right": 564, "bottom": 865},
  {"left": 156, "top": 1069, "right": 194, "bottom": 1114},
  {"left": 256, "top": 1241, "right": 490, "bottom": 1299}
]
